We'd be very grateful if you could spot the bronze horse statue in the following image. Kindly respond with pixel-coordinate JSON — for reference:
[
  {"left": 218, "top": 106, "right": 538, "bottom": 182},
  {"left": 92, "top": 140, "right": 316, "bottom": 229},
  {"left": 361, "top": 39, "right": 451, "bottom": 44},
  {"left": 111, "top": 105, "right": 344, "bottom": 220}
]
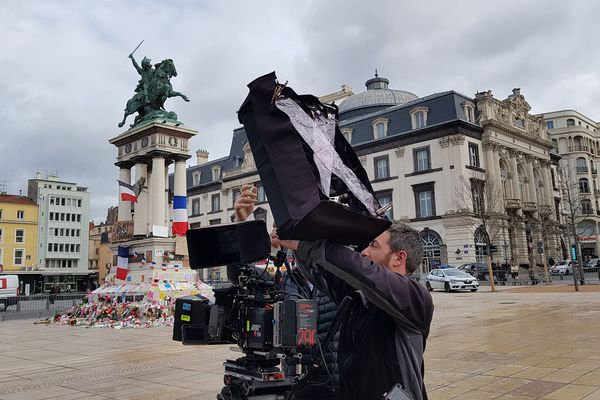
[{"left": 118, "top": 58, "right": 189, "bottom": 128}]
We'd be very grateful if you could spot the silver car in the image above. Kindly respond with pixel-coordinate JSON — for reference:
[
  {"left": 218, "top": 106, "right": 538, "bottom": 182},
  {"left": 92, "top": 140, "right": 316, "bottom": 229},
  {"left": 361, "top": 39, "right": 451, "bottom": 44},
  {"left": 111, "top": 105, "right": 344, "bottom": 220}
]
[{"left": 425, "top": 268, "right": 479, "bottom": 292}]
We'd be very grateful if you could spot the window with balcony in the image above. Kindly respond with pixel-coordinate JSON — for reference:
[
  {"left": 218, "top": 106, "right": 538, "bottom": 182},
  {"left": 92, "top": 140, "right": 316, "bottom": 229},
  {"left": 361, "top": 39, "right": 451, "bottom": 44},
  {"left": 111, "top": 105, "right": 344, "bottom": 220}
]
[
  {"left": 374, "top": 156, "right": 390, "bottom": 180},
  {"left": 576, "top": 157, "right": 588, "bottom": 173},
  {"left": 414, "top": 147, "right": 431, "bottom": 172}
]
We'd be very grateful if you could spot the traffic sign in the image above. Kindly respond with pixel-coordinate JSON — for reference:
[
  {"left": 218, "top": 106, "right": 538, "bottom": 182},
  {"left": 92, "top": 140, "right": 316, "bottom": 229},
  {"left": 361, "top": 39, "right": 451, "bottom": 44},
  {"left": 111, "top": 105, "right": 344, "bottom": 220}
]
[{"left": 537, "top": 247, "right": 544, "bottom": 254}]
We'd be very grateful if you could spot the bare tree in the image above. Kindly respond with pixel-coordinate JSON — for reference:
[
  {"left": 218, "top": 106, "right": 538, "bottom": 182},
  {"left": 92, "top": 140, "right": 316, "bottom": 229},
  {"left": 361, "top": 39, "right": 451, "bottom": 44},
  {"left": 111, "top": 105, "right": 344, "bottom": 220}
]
[
  {"left": 557, "top": 162, "right": 588, "bottom": 291},
  {"left": 455, "top": 175, "right": 506, "bottom": 292}
]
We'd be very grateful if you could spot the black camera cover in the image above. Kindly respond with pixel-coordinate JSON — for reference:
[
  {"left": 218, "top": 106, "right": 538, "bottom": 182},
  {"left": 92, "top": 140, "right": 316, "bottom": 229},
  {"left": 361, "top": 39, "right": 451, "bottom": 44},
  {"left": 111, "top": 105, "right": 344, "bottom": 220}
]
[{"left": 186, "top": 220, "right": 271, "bottom": 269}]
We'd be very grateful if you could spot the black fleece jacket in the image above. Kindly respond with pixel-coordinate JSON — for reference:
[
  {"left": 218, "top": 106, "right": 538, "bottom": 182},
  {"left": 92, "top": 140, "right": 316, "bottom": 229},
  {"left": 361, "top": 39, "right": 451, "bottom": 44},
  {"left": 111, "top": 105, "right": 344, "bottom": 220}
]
[{"left": 295, "top": 240, "right": 434, "bottom": 400}]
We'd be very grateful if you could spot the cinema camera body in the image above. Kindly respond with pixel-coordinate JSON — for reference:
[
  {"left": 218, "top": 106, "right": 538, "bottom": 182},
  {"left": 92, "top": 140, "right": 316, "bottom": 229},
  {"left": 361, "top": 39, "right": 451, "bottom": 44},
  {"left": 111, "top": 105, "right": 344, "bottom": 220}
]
[{"left": 177, "top": 220, "right": 318, "bottom": 400}]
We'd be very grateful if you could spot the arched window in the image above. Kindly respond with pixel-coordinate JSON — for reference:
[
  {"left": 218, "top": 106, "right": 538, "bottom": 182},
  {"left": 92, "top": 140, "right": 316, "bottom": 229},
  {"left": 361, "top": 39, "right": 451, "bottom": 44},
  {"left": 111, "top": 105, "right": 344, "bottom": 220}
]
[
  {"left": 573, "top": 136, "right": 584, "bottom": 152},
  {"left": 581, "top": 199, "right": 593, "bottom": 215},
  {"left": 192, "top": 171, "right": 201, "bottom": 186},
  {"left": 567, "top": 118, "right": 576, "bottom": 127},
  {"left": 576, "top": 157, "right": 588, "bottom": 173},
  {"left": 579, "top": 178, "right": 590, "bottom": 194},
  {"left": 500, "top": 160, "right": 509, "bottom": 198},
  {"left": 420, "top": 229, "right": 442, "bottom": 273},
  {"left": 474, "top": 227, "right": 489, "bottom": 262}
]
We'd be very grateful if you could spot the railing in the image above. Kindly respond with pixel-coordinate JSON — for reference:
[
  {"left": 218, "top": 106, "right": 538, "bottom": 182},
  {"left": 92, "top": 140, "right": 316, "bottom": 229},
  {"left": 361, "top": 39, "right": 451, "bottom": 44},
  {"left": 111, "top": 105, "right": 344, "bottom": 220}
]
[
  {"left": 569, "top": 145, "right": 588, "bottom": 152},
  {"left": 577, "top": 167, "right": 589, "bottom": 173},
  {"left": 522, "top": 201, "right": 537, "bottom": 211},
  {"left": 0, "top": 292, "right": 87, "bottom": 321}
]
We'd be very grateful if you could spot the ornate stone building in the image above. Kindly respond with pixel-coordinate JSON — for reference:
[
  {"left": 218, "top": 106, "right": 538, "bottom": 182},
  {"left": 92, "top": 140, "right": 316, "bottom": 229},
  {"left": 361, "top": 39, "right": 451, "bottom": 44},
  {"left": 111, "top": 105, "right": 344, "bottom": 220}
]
[
  {"left": 181, "top": 77, "right": 559, "bottom": 278},
  {"left": 542, "top": 110, "right": 600, "bottom": 258}
]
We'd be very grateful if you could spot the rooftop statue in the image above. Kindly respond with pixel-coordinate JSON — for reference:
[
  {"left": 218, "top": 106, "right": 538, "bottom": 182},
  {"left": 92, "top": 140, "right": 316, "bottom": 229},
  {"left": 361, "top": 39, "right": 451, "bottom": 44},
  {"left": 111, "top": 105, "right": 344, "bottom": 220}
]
[{"left": 118, "top": 42, "right": 189, "bottom": 128}]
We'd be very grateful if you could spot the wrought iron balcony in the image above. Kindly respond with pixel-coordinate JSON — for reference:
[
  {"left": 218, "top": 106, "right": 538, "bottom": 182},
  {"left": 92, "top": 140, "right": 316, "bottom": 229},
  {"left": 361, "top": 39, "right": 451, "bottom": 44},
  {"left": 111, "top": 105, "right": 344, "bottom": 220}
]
[
  {"left": 577, "top": 166, "right": 589, "bottom": 174},
  {"left": 569, "top": 145, "right": 588, "bottom": 152}
]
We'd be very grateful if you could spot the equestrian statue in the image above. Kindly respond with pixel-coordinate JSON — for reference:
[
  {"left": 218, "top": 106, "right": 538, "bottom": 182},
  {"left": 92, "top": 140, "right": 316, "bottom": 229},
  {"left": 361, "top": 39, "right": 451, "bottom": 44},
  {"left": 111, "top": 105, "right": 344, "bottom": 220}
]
[{"left": 118, "top": 41, "right": 190, "bottom": 128}]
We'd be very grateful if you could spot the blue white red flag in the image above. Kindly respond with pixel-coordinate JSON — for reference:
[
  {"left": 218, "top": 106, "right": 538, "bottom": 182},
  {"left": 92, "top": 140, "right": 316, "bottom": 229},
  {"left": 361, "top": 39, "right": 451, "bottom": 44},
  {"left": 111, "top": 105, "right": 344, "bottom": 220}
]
[
  {"left": 172, "top": 195, "right": 189, "bottom": 236},
  {"left": 116, "top": 246, "right": 129, "bottom": 280},
  {"left": 118, "top": 180, "right": 137, "bottom": 203}
]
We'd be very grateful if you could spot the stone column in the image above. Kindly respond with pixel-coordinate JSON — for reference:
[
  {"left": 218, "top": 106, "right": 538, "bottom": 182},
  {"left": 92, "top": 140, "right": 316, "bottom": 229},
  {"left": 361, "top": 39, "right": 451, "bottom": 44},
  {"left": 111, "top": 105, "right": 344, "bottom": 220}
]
[
  {"left": 509, "top": 155, "right": 519, "bottom": 199},
  {"left": 146, "top": 168, "right": 153, "bottom": 234},
  {"left": 541, "top": 163, "right": 552, "bottom": 205},
  {"left": 165, "top": 165, "right": 170, "bottom": 231},
  {"left": 151, "top": 157, "right": 166, "bottom": 230},
  {"left": 526, "top": 161, "right": 536, "bottom": 203},
  {"left": 118, "top": 167, "right": 132, "bottom": 221},
  {"left": 134, "top": 163, "right": 148, "bottom": 236},
  {"left": 484, "top": 145, "right": 496, "bottom": 180}
]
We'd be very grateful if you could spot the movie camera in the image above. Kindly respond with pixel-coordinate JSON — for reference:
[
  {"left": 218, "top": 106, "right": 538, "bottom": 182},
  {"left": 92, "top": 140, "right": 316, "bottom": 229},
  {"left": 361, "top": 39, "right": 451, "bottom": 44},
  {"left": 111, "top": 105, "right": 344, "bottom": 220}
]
[{"left": 175, "top": 220, "right": 319, "bottom": 400}]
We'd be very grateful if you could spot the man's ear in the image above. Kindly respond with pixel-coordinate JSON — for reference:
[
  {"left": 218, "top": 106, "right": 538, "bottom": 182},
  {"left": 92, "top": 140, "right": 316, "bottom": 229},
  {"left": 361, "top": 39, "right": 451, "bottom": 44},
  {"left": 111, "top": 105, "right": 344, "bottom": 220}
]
[{"left": 394, "top": 250, "right": 407, "bottom": 267}]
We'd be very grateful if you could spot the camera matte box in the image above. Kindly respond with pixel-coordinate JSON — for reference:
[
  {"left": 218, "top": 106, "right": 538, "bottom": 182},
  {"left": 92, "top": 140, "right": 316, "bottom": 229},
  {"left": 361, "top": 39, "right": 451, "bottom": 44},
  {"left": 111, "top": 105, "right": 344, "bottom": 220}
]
[{"left": 186, "top": 220, "right": 271, "bottom": 269}]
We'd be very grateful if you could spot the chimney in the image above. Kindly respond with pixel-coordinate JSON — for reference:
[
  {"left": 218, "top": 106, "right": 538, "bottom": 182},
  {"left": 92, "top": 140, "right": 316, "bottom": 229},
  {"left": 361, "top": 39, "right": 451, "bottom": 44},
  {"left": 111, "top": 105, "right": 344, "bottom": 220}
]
[{"left": 196, "top": 149, "right": 209, "bottom": 165}]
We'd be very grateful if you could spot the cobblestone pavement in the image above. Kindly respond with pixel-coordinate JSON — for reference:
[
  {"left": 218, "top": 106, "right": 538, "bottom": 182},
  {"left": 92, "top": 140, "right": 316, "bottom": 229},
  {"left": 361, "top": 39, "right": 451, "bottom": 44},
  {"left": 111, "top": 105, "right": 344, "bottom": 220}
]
[{"left": 1, "top": 284, "right": 599, "bottom": 399}]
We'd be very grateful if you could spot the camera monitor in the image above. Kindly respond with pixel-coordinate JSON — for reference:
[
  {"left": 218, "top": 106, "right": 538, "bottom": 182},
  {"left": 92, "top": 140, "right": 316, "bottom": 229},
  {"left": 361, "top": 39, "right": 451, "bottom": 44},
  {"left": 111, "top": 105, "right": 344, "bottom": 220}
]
[{"left": 186, "top": 220, "right": 271, "bottom": 269}]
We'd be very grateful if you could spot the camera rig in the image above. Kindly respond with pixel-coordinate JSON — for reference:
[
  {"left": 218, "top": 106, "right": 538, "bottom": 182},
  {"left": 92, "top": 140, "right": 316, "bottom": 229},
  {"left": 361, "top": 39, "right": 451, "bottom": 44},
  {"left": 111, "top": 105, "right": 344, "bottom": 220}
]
[{"left": 180, "top": 221, "right": 319, "bottom": 400}]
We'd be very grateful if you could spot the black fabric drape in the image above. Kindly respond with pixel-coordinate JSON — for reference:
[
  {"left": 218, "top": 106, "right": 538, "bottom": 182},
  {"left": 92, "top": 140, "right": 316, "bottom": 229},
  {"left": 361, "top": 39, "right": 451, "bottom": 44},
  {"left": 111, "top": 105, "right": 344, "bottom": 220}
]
[{"left": 238, "top": 71, "right": 390, "bottom": 246}]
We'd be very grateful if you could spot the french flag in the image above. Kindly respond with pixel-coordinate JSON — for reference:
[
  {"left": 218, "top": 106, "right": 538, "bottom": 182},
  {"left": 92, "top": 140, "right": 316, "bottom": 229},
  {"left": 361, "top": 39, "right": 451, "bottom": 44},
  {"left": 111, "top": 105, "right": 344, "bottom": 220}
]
[
  {"left": 118, "top": 180, "right": 137, "bottom": 203},
  {"left": 172, "top": 195, "right": 189, "bottom": 236},
  {"left": 115, "top": 245, "right": 129, "bottom": 280}
]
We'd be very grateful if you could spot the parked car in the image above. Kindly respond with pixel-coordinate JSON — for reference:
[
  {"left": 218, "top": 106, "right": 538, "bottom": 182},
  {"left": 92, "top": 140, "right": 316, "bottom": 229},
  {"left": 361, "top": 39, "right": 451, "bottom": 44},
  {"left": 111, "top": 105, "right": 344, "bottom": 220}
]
[
  {"left": 0, "top": 275, "right": 20, "bottom": 311},
  {"left": 425, "top": 268, "right": 479, "bottom": 292},
  {"left": 584, "top": 258, "right": 599, "bottom": 271},
  {"left": 550, "top": 260, "right": 573, "bottom": 275}
]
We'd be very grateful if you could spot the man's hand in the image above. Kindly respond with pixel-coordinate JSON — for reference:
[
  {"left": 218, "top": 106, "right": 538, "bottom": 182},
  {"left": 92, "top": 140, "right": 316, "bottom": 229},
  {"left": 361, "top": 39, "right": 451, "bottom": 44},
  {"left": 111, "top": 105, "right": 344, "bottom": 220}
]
[
  {"left": 234, "top": 183, "right": 257, "bottom": 222},
  {"left": 270, "top": 225, "right": 299, "bottom": 250}
]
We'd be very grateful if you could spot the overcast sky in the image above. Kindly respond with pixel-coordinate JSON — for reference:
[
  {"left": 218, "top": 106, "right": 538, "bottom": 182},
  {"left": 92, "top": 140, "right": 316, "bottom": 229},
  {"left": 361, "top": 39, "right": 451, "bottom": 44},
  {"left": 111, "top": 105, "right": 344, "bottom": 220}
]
[{"left": 2, "top": 0, "right": 600, "bottom": 222}]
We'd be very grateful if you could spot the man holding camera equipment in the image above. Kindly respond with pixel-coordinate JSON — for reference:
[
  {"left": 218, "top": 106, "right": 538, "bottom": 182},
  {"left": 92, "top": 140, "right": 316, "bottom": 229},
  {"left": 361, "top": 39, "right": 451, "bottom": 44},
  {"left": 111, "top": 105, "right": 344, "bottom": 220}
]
[
  {"left": 228, "top": 183, "right": 339, "bottom": 400},
  {"left": 274, "top": 223, "right": 434, "bottom": 400}
]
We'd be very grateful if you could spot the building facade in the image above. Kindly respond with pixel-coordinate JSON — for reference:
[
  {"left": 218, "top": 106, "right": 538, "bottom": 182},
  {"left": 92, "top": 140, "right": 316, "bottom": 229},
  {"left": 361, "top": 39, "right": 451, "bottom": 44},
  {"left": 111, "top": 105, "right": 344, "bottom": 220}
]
[
  {"left": 182, "top": 76, "right": 559, "bottom": 278},
  {"left": 0, "top": 194, "right": 38, "bottom": 278},
  {"left": 543, "top": 110, "right": 600, "bottom": 259},
  {"left": 27, "top": 173, "right": 91, "bottom": 292}
]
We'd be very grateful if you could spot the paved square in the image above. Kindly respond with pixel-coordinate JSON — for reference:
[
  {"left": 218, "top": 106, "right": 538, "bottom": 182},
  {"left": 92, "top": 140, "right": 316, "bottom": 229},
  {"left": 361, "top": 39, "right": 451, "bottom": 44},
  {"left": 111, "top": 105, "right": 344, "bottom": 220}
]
[{"left": 1, "top": 285, "right": 599, "bottom": 399}]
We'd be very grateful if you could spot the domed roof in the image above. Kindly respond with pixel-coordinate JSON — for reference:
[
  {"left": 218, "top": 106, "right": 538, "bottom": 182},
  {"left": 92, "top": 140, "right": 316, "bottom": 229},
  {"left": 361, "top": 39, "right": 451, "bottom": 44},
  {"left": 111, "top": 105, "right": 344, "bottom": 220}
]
[{"left": 338, "top": 73, "right": 418, "bottom": 114}]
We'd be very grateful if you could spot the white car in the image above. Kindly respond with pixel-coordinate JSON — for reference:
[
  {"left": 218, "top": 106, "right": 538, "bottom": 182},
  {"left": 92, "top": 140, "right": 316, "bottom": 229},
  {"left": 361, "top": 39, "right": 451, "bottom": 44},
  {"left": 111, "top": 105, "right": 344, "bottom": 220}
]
[
  {"left": 550, "top": 260, "right": 573, "bottom": 275},
  {"left": 425, "top": 268, "right": 479, "bottom": 292}
]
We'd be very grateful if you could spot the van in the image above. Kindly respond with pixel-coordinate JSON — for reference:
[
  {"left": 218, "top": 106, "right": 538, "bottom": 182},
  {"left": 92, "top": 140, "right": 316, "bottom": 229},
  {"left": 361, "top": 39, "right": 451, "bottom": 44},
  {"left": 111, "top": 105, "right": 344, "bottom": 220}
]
[{"left": 0, "top": 275, "right": 20, "bottom": 311}]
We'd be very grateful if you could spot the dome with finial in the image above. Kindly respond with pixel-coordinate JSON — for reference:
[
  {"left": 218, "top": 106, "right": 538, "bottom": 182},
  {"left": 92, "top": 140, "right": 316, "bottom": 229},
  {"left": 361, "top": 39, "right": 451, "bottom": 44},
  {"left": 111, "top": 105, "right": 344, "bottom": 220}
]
[{"left": 338, "top": 71, "right": 418, "bottom": 117}]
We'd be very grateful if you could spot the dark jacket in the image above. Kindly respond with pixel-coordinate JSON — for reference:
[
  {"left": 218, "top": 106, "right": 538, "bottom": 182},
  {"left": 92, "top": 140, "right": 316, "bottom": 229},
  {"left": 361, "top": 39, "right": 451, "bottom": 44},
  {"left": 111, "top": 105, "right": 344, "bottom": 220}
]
[
  {"left": 295, "top": 240, "right": 434, "bottom": 400},
  {"left": 227, "top": 264, "right": 339, "bottom": 399}
]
